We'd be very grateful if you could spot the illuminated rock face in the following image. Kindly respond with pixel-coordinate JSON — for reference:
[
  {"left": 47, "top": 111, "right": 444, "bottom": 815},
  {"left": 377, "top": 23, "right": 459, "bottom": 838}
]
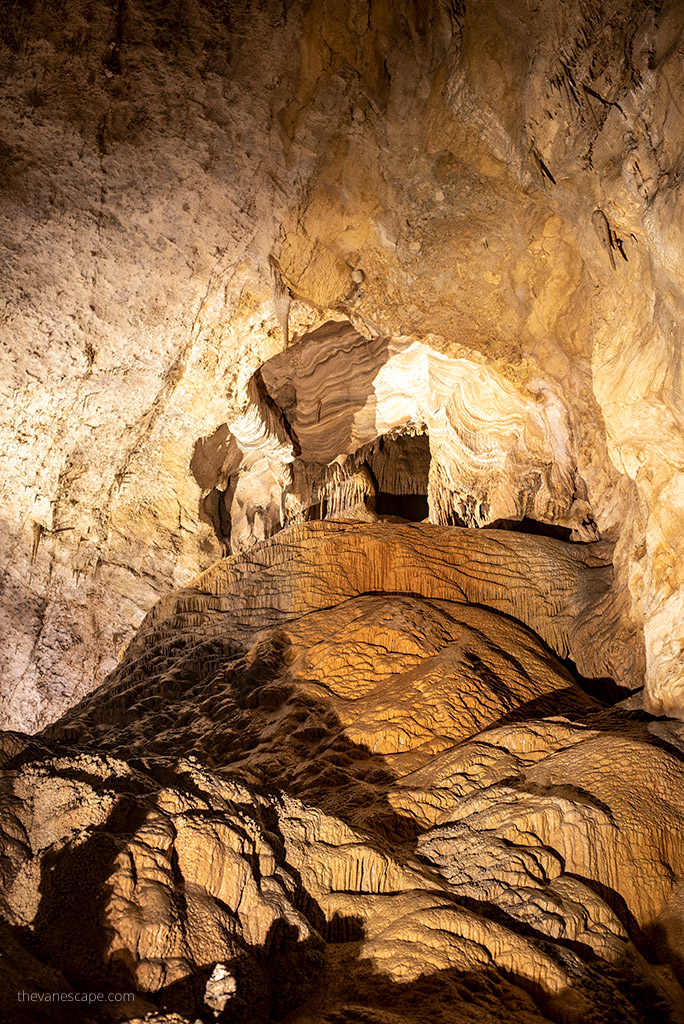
[
  {"left": 2, "top": 0, "right": 684, "bottom": 723},
  {"left": 210, "top": 320, "right": 599, "bottom": 553},
  {"left": 2, "top": 1, "right": 684, "bottom": 1015},
  {"left": 1, "top": 527, "right": 683, "bottom": 1023},
  {"left": 85, "top": 520, "right": 640, "bottom": 693}
]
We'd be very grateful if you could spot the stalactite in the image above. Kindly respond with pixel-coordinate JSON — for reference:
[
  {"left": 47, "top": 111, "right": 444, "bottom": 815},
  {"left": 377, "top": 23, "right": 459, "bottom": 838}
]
[
  {"left": 269, "top": 255, "right": 292, "bottom": 348},
  {"left": 214, "top": 324, "right": 598, "bottom": 551},
  {"left": 314, "top": 461, "right": 376, "bottom": 516},
  {"left": 30, "top": 522, "right": 42, "bottom": 565}
]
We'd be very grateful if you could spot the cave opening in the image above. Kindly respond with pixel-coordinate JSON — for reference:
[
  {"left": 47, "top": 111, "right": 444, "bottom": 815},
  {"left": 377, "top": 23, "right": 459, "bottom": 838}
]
[
  {"left": 195, "top": 402, "right": 587, "bottom": 553},
  {"left": 488, "top": 517, "right": 574, "bottom": 542},
  {"left": 199, "top": 482, "right": 235, "bottom": 553},
  {"left": 294, "top": 430, "right": 432, "bottom": 525},
  {"left": 365, "top": 432, "right": 431, "bottom": 522}
]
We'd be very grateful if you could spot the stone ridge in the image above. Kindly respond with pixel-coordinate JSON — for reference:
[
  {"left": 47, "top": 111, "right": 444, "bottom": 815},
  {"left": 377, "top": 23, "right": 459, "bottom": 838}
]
[
  {"left": 0, "top": 523, "right": 682, "bottom": 1023},
  {"left": 3, "top": 0, "right": 684, "bottom": 725},
  {"left": 124, "top": 521, "right": 639, "bottom": 692}
]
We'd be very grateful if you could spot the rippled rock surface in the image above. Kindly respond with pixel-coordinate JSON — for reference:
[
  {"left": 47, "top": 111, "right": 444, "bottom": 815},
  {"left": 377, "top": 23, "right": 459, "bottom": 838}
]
[
  {"left": 3, "top": 1, "right": 684, "bottom": 1020},
  {"left": 3, "top": 0, "right": 684, "bottom": 727},
  {"left": 1, "top": 524, "right": 683, "bottom": 1023}
]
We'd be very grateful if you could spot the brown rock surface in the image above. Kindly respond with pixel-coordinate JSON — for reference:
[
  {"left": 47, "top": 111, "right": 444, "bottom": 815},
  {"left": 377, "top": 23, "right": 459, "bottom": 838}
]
[
  {"left": 2, "top": 0, "right": 684, "bottom": 724},
  {"left": 103, "top": 519, "right": 642, "bottom": 690},
  {"left": 1, "top": 525, "right": 684, "bottom": 1022},
  {"left": 2, "top": 1, "right": 684, "bottom": 1021},
  {"left": 215, "top": 320, "right": 602, "bottom": 552}
]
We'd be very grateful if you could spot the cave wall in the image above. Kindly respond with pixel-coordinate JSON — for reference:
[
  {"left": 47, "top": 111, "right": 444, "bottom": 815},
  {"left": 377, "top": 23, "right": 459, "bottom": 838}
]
[{"left": 2, "top": 0, "right": 684, "bottom": 729}]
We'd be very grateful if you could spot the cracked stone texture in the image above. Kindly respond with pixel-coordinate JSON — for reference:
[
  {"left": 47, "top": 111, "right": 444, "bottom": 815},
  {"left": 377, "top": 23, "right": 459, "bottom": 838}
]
[
  {"left": 1, "top": 2, "right": 684, "bottom": 728},
  {"left": 1, "top": 525, "right": 684, "bottom": 1022}
]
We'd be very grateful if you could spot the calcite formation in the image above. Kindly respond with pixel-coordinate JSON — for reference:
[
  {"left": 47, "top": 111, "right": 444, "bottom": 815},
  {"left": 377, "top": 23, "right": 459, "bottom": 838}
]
[
  {"left": 76, "top": 520, "right": 641, "bottom": 694},
  {"left": 1, "top": 0, "right": 684, "bottom": 726},
  {"left": 2, "top": 0, "right": 684, "bottom": 1021},
  {"left": 1, "top": 525, "right": 684, "bottom": 1022},
  {"left": 213, "top": 320, "right": 600, "bottom": 555}
]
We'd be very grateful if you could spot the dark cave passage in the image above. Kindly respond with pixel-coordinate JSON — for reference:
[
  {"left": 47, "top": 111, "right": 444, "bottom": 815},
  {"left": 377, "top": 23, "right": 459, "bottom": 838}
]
[
  {"left": 488, "top": 516, "right": 574, "bottom": 542},
  {"left": 374, "top": 491, "right": 430, "bottom": 520},
  {"left": 365, "top": 432, "right": 430, "bottom": 522}
]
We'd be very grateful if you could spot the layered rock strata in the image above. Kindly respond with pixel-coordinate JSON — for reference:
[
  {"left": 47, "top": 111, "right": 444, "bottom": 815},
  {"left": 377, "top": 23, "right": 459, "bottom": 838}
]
[
  {"left": 1, "top": 524, "right": 683, "bottom": 1023},
  {"left": 3, "top": 0, "right": 684, "bottom": 725},
  {"left": 204, "top": 321, "right": 600, "bottom": 555},
  {"left": 56, "top": 521, "right": 642, "bottom": 704}
]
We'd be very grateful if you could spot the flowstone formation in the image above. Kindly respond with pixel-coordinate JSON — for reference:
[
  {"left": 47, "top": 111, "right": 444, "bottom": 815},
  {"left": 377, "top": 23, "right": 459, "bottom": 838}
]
[
  {"left": 203, "top": 320, "right": 600, "bottom": 555},
  {"left": 1, "top": 523, "right": 684, "bottom": 1023},
  {"left": 2, "top": 0, "right": 684, "bottom": 727},
  {"left": 3, "top": 0, "right": 684, "bottom": 1021}
]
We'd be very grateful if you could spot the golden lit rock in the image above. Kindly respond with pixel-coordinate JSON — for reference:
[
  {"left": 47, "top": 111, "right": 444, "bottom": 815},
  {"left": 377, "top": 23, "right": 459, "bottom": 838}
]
[{"left": 2, "top": 0, "right": 684, "bottom": 1020}]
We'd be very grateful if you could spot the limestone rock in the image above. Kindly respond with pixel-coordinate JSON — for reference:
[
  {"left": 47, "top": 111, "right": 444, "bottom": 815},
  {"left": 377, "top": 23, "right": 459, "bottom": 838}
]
[
  {"left": 1, "top": 0, "right": 684, "bottom": 723},
  {"left": 86, "top": 521, "right": 640, "bottom": 697},
  {"left": 212, "top": 321, "right": 601, "bottom": 554},
  {"left": 1, "top": 522, "right": 683, "bottom": 1021},
  {"left": 3, "top": 0, "right": 684, "bottom": 1016}
]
